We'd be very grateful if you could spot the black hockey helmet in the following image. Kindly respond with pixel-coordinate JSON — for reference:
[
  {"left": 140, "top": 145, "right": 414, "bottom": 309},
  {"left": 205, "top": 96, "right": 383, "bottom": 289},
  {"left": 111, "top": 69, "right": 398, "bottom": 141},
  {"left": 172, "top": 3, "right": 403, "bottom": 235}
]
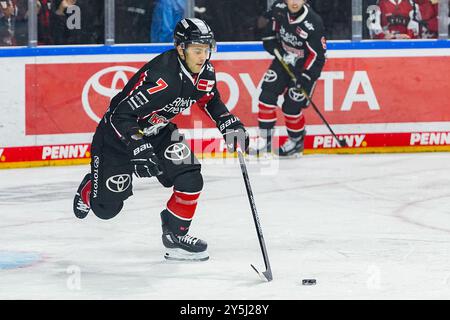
[{"left": 173, "top": 18, "right": 216, "bottom": 52}]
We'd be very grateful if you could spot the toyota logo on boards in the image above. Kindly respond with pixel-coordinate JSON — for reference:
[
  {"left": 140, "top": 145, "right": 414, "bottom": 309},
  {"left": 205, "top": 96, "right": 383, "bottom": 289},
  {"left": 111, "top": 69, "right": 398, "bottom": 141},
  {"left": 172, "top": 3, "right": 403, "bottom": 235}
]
[
  {"left": 82, "top": 66, "right": 139, "bottom": 123},
  {"left": 106, "top": 174, "right": 131, "bottom": 193}
]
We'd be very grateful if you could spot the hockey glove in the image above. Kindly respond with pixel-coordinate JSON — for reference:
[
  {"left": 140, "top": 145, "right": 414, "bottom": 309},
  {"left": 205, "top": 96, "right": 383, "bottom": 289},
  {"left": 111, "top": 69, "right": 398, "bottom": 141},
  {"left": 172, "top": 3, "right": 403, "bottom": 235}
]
[
  {"left": 263, "top": 38, "right": 282, "bottom": 56},
  {"left": 217, "top": 113, "right": 249, "bottom": 153},
  {"left": 295, "top": 73, "right": 312, "bottom": 92},
  {"left": 128, "top": 131, "right": 163, "bottom": 178}
]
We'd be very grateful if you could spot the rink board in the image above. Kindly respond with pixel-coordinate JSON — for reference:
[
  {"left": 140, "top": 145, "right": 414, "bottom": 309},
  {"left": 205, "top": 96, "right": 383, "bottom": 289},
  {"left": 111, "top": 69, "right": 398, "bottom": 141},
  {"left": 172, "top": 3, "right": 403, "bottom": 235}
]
[{"left": 1, "top": 42, "right": 450, "bottom": 168}]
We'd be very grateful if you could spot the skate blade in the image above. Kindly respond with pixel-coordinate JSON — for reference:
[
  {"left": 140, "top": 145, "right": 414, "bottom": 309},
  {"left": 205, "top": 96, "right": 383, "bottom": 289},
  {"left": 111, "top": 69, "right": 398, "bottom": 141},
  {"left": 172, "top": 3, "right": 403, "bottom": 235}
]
[
  {"left": 273, "top": 152, "right": 303, "bottom": 159},
  {"left": 164, "top": 248, "right": 209, "bottom": 262},
  {"left": 246, "top": 152, "right": 274, "bottom": 160}
]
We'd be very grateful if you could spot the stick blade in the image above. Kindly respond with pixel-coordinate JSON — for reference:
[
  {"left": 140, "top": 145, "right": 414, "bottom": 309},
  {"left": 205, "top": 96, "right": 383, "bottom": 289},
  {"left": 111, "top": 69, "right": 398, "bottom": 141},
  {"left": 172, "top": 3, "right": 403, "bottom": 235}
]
[
  {"left": 251, "top": 264, "right": 273, "bottom": 282},
  {"left": 339, "top": 139, "right": 348, "bottom": 147}
]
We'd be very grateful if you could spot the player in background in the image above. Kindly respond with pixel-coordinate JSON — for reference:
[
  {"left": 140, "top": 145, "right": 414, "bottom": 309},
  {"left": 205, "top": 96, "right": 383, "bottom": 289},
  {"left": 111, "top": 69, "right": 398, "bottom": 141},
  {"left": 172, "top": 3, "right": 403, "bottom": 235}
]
[
  {"left": 73, "top": 18, "right": 248, "bottom": 262},
  {"left": 249, "top": 0, "right": 326, "bottom": 157}
]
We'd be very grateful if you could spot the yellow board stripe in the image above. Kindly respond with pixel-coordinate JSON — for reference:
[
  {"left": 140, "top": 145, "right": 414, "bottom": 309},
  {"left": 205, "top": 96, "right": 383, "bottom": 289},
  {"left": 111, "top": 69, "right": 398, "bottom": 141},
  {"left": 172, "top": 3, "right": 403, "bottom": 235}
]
[{"left": 1, "top": 146, "right": 450, "bottom": 169}]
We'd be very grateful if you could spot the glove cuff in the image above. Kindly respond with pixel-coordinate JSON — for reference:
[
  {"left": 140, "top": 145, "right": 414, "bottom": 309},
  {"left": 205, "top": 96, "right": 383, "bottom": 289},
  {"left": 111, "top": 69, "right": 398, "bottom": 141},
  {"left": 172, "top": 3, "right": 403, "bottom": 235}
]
[{"left": 301, "top": 73, "right": 312, "bottom": 82}]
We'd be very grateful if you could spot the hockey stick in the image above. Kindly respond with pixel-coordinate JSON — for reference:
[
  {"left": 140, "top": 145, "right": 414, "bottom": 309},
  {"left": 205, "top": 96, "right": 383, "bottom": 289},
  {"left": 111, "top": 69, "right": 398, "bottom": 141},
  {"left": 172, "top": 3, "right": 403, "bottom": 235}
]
[
  {"left": 273, "top": 48, "right": 347, "bottom": 147},
  {"left": 236, "top": 147, "right": 273, "bottom": 282}
]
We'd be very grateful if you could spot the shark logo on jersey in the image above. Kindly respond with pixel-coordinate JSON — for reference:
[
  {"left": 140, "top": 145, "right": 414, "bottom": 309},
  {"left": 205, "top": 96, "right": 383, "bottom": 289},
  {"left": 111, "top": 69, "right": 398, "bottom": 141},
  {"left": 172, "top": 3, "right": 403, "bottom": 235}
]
[{"left": 143, "top": 113, "right": 169, "bottom": 136}]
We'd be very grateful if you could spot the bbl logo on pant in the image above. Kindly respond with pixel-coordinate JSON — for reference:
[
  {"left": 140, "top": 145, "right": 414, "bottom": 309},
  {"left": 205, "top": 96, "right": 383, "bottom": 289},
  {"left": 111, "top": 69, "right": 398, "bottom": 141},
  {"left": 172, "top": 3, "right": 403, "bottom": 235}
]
[
  {"left": 106, "top": 174, "right": 131, "bottom": 193},
  {"left": 164, "top": 143, "right": 191, "bottom": 164}
]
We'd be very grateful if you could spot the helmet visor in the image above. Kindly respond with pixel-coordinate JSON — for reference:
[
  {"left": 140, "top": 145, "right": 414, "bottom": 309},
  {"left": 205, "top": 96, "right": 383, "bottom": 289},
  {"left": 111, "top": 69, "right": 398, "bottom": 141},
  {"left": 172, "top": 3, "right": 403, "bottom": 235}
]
[{"left": 179, "top": 39, "right": 217, "bottom": 52}]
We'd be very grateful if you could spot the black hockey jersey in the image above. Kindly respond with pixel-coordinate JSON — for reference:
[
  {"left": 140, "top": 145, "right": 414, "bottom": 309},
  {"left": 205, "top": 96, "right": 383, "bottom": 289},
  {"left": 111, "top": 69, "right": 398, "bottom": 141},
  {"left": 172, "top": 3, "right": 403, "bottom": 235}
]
[
  {"left": 262, "top": 1, "right": 326, "bottom": 81},
  {"left": 103, "top": 49, "right": 229, "bottom": 144}
]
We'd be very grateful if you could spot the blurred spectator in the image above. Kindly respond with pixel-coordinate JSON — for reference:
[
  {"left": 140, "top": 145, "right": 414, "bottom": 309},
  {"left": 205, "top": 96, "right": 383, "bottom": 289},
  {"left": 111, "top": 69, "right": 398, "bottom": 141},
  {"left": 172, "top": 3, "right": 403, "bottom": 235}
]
[
  {"left": 364, "top": 0, "right": 380, "bottom": 39},
  {"left": 116, "top": 0, "right": 153, "bottom": 43},
  {"left": 13, "top": 0, "right": 27, "bottom": 45},
  {"left": 309, "top": 0, "right": 352, "bottom": 40},
  {"left": 367, "top": 0, "right": 417, "bottom": 39},
  {"left": 37, "top": 0, "right": 52, "bottom": 44},
  {"left": 196, "top": 0, "right": 266, "bottom": 41},
  {"left": 0, "top": 0, "right": 17, "bottom": 46},
  {"left": 411, "top": 0, "right": 439, "bottom": 38},
  {"left": 150, "top": 0, "right": 185, "bottom": 43},
  {"left": 51, "top": 0, "right": 103, "bottom": 45},
  {"left": 14, "top": 0, "right": 54, "bottom": 45},
  {"left": 365, "top": 0, "right": 439, "bottom": 39}
]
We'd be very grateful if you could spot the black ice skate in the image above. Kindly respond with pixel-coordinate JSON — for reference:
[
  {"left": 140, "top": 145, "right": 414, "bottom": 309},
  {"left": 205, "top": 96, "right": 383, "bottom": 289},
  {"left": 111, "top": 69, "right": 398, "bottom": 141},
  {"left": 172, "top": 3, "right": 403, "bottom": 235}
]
[
  {"left": 161, "top": 225, "right": 209, "bottom": 262},
  {"left": 73, "top": 173, "right": 91, "bottom": 219},
  {"left": 277, "top": 132, "right": 305, "bottom": 157}
]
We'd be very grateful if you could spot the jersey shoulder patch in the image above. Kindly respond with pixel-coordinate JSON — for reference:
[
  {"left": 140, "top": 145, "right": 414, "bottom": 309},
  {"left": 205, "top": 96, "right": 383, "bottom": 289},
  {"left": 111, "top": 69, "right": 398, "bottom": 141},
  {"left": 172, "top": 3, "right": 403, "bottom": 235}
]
[
  {"left": 205, "top": 62, "right": 214, "bottom": 73},
  {"left": 196, "top": 79, "right": 215, "bottom": 92}
]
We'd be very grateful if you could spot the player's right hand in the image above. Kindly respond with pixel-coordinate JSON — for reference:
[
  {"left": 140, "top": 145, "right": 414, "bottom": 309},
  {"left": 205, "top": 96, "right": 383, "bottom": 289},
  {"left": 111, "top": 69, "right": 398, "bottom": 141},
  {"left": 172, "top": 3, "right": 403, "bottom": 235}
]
[
  {"left": 129, "top": 138, "right": 163, "bottom": 178},
  {"left": 217, "top": 113, "right": 249, "bottom": 153},
  {"left": 295, "top": 73, "right": 312, "bottom": 92}
]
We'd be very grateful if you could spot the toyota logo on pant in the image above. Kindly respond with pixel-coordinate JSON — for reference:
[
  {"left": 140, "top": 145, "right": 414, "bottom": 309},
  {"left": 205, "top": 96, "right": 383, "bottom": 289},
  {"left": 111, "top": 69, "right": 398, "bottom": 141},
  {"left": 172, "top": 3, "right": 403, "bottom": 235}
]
[
  {"left": 164, "top": 143, "right": 191, "bottom": 163},
  {"left": 263, "top": 69, "right": 277, "bottom": 82},
  {"left": 106, "top": 174, "right": 131, "bottom": 193},
  {"left": 288, "top": 88, "right": 306, "bottom": 102}
]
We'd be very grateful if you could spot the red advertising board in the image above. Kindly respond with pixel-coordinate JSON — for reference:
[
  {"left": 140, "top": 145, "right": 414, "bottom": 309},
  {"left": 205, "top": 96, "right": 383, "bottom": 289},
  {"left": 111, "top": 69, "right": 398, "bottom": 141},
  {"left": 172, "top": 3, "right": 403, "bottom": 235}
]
[
  {"left": 25, "top": 56, "right": 450, "bottom": 135},
  {"left": 1, "top": 54, "right": 449, "bottom": 168}
]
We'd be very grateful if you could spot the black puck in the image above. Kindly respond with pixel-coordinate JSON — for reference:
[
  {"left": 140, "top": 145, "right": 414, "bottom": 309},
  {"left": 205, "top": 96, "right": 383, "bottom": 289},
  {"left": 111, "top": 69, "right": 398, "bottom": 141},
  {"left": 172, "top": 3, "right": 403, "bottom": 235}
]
[{"left": 302, "top": 279, "right": 317, "bottom": 285}]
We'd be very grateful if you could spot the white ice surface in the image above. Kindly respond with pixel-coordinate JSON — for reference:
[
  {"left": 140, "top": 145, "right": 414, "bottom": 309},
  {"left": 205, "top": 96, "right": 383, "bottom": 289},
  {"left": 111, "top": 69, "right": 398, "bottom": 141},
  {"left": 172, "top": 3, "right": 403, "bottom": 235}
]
[{"left": 1, "top": 152, "right": 450, "bottom": 299}]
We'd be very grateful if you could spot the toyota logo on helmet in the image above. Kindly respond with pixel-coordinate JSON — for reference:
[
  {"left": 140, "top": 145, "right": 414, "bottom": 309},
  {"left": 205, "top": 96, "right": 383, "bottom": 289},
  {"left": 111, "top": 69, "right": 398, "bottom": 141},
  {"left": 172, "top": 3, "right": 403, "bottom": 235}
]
[
  {"left": 82, "top": 66, "right": 139, "bottom": 123},
  {"left": 164, "top": 143, "right": 191, "bottom": 163},
  {"left": 106, "top": 174, "right": 131, "bottom": 193}
]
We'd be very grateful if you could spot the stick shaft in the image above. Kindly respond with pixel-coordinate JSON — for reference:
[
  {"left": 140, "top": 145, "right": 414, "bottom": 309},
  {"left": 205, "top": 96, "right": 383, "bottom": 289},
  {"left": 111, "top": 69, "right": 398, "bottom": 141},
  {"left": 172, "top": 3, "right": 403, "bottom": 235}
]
[{"left": 237, "top": 149, "right": 272, "bottom": 280}]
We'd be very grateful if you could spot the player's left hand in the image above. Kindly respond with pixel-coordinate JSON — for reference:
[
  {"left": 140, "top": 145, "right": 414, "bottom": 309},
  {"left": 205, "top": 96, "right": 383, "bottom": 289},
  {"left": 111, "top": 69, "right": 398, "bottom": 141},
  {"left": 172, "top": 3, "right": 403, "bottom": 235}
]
[{"left": 217, "top": 113, "right": 249, "bottom": 153}]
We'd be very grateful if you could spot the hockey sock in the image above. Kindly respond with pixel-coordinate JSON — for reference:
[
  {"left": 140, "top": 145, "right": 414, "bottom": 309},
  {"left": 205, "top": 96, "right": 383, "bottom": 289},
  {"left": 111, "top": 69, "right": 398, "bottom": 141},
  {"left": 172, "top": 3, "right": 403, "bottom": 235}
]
[
  {"left": 258, "top": 102, "right": 277, "bottom": 129},
  {"left": 164, "top": 189, "right": 201, "bottom": 236},
  {"left": 284, "top": 112, "right": 305, "bottom": 140}
]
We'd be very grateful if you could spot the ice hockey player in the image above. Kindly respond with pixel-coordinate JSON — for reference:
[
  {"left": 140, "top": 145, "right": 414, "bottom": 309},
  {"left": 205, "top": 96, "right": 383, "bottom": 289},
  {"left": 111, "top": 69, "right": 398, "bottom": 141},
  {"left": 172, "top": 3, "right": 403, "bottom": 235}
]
[
  {"left": 73, "top": 18, "right": 249, "bottom": 262},
  {"left": 250, "top": 0, "right": 326, "bottom": 157}
]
